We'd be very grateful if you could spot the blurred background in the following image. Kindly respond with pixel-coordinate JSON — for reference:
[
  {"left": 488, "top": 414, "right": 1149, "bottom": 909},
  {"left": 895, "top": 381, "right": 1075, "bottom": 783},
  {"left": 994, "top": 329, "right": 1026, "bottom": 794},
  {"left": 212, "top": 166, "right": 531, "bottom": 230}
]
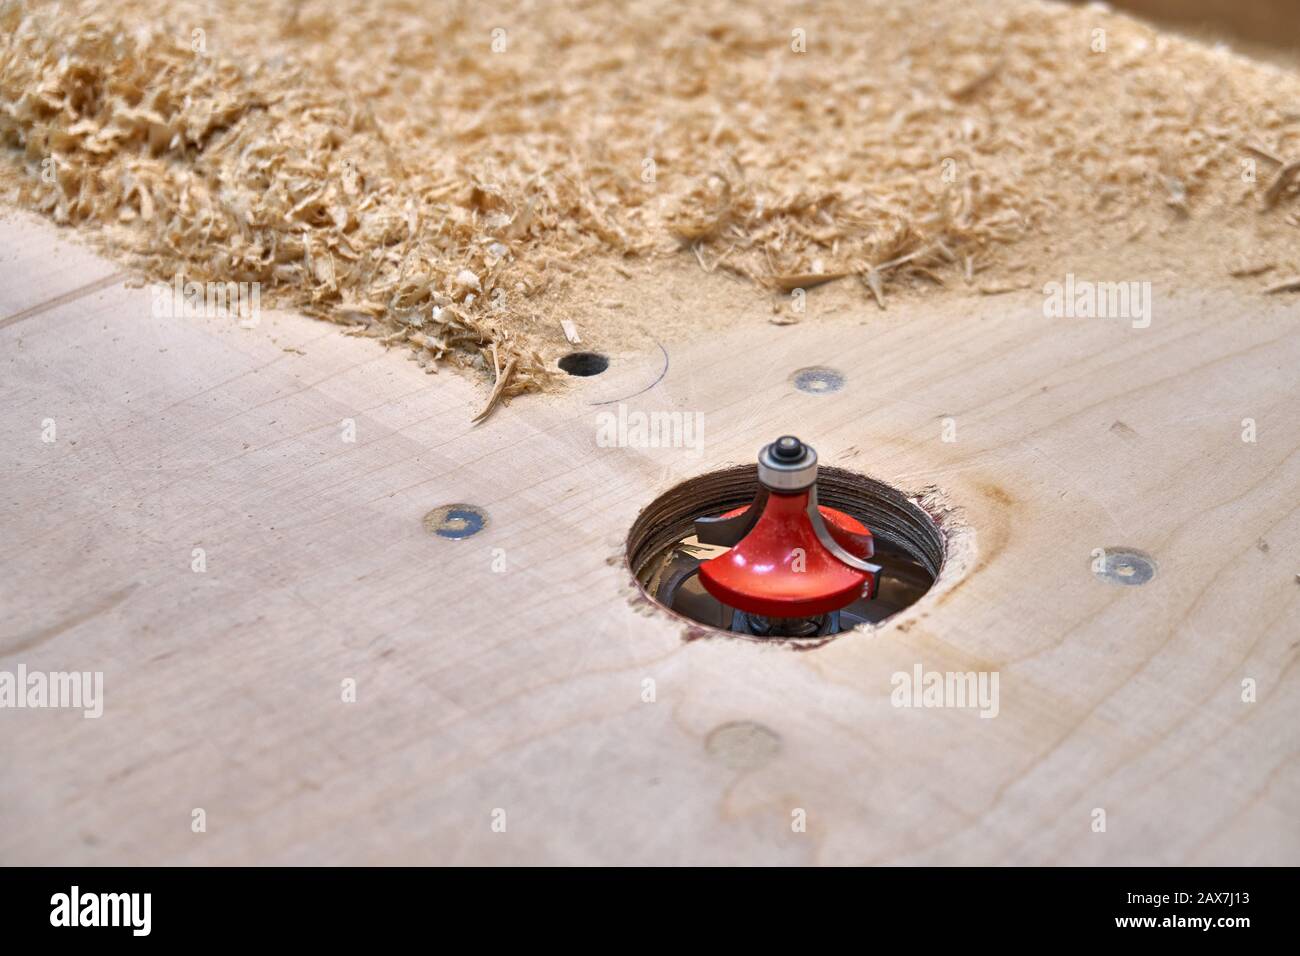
[{"left": 1088, "top": 0, "right": 1299, "bottom": 65}]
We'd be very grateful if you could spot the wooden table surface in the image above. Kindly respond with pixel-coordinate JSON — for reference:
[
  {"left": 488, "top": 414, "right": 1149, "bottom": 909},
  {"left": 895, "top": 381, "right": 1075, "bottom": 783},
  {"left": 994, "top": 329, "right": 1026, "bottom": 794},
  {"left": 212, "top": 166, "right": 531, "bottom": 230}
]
[{"left": 1, "top": 208, "right": 1296, "bottom": 864}]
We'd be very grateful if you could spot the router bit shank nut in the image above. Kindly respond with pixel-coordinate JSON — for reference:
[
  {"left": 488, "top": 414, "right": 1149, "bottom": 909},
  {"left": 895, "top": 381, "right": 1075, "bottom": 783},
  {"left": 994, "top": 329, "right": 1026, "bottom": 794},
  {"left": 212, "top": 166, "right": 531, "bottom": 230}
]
[{"left": 757, "top": 436, "right": 818, "bottom": 491}]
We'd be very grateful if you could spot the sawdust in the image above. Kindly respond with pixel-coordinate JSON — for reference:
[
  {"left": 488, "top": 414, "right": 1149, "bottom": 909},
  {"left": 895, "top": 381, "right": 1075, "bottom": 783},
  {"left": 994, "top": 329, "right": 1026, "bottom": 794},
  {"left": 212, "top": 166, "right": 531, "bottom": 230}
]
[{"left": 2, "top": 0, "right": 1299, "bottom": 414}]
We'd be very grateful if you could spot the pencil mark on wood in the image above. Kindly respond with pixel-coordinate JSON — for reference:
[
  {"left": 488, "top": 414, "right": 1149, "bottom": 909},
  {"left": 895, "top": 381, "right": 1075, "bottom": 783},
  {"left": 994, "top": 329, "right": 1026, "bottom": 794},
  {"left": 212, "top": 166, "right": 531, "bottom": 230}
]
[
  {"left": 0, "top": 583, "right": 139, "bottom": 656},
  {"left": 0, "top": 271, "right": 129, "bottom": 330}
]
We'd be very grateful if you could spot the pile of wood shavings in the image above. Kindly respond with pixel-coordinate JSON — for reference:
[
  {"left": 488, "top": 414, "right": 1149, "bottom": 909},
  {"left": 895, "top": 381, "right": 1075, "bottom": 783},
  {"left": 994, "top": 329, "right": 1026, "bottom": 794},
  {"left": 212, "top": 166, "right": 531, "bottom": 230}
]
[{"left": 2, "top": 0, "right": 1299, "bottom": 415}]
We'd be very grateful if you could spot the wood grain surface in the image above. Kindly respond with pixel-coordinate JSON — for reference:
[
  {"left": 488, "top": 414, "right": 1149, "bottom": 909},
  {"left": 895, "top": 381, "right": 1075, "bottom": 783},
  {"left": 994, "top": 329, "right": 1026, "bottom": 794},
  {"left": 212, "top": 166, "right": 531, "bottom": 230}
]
[{"left": 1, "top": 209, "right": 1296, "bottom": 865}]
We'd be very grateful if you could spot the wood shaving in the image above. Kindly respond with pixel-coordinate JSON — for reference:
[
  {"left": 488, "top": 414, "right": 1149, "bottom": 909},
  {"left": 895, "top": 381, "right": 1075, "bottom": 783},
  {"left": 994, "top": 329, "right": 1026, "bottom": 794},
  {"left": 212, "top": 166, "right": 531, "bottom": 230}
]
[
  {"left": 473, "top": 356, "right": 518, "bottom": 424},
  {"left": 978, "top": 281, "right": 1032, "bottom": 295},
  {"left": 771, "top": 272, "right": 850, "bottom": 293},
  {"left": 1264, "top": 276, "right": 1300, "bottom": 294},
  {"left": 1228, "top": 261, "right": 1275, "bottom": 277},
  {"left": 1243, "top": 142, "right": 1285, "bottom": 166},
  {"left": 1262, "top": 159, "right": 1300, "bottom": 210},
  {"left": 2, "top": 0, "right": 1299, "bottom": 413}
]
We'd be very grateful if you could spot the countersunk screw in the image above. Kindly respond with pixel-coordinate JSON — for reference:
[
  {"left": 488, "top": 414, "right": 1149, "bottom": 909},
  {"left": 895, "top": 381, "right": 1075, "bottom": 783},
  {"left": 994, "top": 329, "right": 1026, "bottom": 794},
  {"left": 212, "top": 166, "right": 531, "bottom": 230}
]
[{"left": 1094, "top": 547, "right": 1156, "bottom": 586}]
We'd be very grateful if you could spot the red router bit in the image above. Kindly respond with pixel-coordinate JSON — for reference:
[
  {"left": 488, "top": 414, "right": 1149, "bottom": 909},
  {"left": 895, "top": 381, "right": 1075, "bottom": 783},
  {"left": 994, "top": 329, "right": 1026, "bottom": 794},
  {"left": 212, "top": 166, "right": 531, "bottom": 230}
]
[{"left": 694, "top": 436, "right": 881, "bottom": 636}]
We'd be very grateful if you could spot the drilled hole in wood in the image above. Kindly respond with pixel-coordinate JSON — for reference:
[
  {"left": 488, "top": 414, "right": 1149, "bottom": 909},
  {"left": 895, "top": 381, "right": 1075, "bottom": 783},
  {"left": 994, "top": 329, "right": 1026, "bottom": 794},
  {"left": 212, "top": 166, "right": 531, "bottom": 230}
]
[
  {"left": 558, "top": 351, "right": 609, "bottom": 376},
  {"left": 627, "top": 464, "right": 946, "bottom": 642}
]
